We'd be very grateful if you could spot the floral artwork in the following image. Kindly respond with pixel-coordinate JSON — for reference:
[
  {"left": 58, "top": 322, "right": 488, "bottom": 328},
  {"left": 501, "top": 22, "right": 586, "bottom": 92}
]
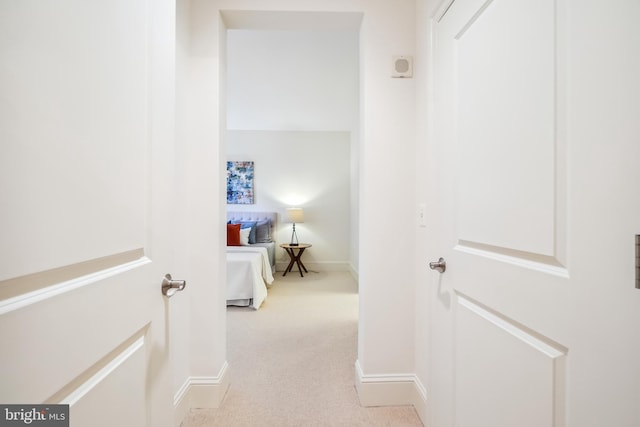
[{"left": 227, "top": 161, "right": 254, "bottom": 204}]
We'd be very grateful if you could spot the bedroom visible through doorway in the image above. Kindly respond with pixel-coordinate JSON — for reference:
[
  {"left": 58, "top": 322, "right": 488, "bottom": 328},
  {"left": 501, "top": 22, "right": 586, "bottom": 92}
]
[
  {"left": 222, "top": 8, "right": 362, "bottom": 386},
  {"left": 223, "top": 11, "right": 361, "bottom": 302}
]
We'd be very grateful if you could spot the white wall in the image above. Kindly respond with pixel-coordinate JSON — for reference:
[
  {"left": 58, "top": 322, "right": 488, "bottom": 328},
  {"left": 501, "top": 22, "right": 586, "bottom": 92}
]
[
  {"left": 174, "top": 1, "right": 230, "bottom": 420},
  {"left": 414, "top": 0, "right": 436, "bottom": 423},
  {"left": 227, "top": 29, "right": 359, "bottom": 131},
  {"left": 227, "top": 130, "right": 352, "bottom": 272},
  {"left": 356, "top": 0, "right": 417, "bottom": 382},
  {"left": 173, "top": 0, "right": 193, "bottom": 415}
]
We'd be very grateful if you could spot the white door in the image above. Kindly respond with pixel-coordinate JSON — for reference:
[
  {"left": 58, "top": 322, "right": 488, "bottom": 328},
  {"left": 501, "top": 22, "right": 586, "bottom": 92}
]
[
  {"left": 0, "top": 1, "right": 177, "bottom": 426},
  {"left": 428, "top": 0, "right": 640, "bottom": 426}
]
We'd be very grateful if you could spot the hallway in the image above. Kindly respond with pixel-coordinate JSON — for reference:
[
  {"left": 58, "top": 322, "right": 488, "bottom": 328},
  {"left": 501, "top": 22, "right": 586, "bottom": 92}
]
[{"left": 181, "top": 271, "right": 423, "bottom": 426}]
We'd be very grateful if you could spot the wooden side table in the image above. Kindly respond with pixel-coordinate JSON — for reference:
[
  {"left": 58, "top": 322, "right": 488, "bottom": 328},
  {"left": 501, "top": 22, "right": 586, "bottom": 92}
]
[{"left": 280, "top": 243, "right": 312, "bottom": 277}]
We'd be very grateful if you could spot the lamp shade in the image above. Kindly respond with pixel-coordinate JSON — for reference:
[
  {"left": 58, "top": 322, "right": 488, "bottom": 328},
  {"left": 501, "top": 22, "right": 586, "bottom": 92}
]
[{"left": 285, "top": 207, "right": 304, "bottom": 223}]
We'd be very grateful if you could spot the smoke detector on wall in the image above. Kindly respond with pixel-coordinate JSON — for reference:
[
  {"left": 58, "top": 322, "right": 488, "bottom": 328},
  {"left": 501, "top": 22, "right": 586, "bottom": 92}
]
[{"left": 392, "top": 55, "right": 413, "bottom": 78}]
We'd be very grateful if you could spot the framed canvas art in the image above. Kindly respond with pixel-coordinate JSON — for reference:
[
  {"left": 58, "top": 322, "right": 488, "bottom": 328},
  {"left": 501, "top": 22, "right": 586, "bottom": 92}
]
[{"left": 227, "top": 161, "right": 254, "bottom": 204}]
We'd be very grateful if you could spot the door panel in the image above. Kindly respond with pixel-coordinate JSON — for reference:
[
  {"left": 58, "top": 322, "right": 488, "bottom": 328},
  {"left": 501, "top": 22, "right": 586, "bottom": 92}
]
[
  {"left": 0, "top": 0, "right": 149, "bottom": 282},
  {"left": 61, "top": 335, "right": 147, "bottom": 427},
  {"left": 1, "top": 264, "right": 150, "bottom": 402},
  {"left": 454, "top": 0, "right": 557, "bottom": 257},
  {"left": 455, "top": 294, "right": 566, "bottom": 427},
  {"left": 0, "top": 1, "right": 175, "bottom": 426}
]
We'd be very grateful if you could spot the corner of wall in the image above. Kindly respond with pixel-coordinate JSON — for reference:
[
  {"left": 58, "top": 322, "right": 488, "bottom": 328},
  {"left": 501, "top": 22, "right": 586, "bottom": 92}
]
[
  {"left": 354, "top": 360, "right": 427, "bottom": 425},
  {"left": 349, "top": 262, "right": 359, "bottom": 283},
  {"left": 173, "top": 362, "right": 230, "bottom": 427}
]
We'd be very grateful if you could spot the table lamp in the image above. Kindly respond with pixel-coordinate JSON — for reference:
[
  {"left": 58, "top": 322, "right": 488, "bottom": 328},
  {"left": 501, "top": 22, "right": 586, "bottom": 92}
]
[{"left": 285, "top": 207, "right": 304, "bottom": 246}]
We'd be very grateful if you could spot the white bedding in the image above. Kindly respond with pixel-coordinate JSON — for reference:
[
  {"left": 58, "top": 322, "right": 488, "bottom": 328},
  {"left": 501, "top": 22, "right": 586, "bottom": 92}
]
[{"left": 226, "top": 246, "right": 274, "bottom": 309}]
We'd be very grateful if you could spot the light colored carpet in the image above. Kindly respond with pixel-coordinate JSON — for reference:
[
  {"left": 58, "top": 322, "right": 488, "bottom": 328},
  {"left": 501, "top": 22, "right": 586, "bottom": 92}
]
[{"left": 180, "top": 270, "right": 423, "bottom": 427}]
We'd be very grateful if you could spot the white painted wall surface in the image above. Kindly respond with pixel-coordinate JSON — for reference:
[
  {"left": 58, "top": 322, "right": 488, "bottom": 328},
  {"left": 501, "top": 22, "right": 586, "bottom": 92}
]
[
  {"left": 227, "top": 30, "right": 359, "bottom": 131},
  {"left": 355, "top": 0, "right": 417, "bottom": 381},
  {"left": 413, "top": 1, "right": 434, "bottom": 422},
  {"left": 174, "top": 1, "right": 230, "bottom": 418},
  {"left": 172, "top": 0, "right": 193, "bottom": 416},
  {"left": 227, "top": 130, "right": 352, "bottom": 272}
]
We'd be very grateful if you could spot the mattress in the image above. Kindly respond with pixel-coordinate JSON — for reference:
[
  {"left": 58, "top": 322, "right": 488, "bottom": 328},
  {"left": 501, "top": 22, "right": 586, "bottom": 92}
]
[
  {"left": 248, "top": 242, "right": 276, "bottom": 272},
  {"left": 226, "top": 246, "right": 274, "bottom": 309}
]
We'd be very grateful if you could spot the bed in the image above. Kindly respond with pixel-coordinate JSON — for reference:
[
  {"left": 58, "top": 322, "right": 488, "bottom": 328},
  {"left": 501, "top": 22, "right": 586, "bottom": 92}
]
[{"left": 226, "top": 211, "right": 277, "bottom": 309}]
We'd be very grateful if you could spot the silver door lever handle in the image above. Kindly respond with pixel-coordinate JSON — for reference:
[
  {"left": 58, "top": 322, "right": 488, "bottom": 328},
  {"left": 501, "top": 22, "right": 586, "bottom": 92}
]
[
  {"left": 162, "top": 274, "right": 186, "bottom": 297},
  {"left": 429, "top": 258, "right": 446, "bottom": 273}
]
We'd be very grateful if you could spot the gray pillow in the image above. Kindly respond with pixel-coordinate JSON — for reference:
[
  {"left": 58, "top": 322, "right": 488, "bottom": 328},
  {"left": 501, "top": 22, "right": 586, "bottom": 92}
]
[{"left": 254, "top": 219, "right": 272, "bottom": 243}]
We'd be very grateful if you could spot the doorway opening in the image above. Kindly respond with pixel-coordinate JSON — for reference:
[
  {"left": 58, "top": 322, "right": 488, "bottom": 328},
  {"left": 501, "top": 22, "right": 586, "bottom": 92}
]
[{"left": 222, "top": 7, "right": 362, "bottom": 370}]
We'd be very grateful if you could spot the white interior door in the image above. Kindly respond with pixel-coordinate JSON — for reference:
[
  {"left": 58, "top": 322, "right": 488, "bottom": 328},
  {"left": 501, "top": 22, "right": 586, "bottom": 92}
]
[
  {"left": 428, "top": 0, "right": 640, "bottom": 426},
  {"left": 0, "top": 1, "right": 177, "bottom": 426}
]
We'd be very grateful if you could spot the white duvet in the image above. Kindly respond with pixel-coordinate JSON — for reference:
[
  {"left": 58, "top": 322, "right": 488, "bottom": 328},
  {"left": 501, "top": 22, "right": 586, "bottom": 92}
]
[{"left": 226, "top": 246, "right": 274, "bottom": 309}]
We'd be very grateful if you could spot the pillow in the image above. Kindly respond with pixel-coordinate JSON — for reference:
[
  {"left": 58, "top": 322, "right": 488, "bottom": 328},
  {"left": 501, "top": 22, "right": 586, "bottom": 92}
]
[
  {"left": 254, "top": 219, "right": 272, "bottom": 243},
  {"left": 239, "top": 227, "right": 251, "bottom": 246},
  {"left": 226, "top": 223, "right": 241, "bottom": 246},
  {"left": 231, "top": 221, "right": 257, "bottom": 244}
]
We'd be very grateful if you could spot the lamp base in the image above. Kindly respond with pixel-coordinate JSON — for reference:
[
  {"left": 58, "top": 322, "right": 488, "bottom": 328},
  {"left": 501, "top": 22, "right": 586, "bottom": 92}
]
[{"left": 290, "top": 225, "right": 299, "bottom": 246}]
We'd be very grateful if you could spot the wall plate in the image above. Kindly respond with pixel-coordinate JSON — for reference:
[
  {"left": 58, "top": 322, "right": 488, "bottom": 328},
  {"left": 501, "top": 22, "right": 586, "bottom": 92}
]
[{"left": 392, "top": 55, "right": 413, "bottom": 78}]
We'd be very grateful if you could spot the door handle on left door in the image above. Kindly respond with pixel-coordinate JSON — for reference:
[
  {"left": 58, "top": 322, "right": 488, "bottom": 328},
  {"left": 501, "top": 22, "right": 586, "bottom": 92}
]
[
  {"left": 429, "top": 257, "right": 446, "bottom": 273},
  {"left": 162, "top": 274, "right": 186, "bottom": 297}
]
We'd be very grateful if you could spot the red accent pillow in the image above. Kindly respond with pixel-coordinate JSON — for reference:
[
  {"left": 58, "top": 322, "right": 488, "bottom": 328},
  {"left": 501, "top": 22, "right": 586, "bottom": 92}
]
[{"left": 227, "top": 223, "right": 241, "bottom": 246}]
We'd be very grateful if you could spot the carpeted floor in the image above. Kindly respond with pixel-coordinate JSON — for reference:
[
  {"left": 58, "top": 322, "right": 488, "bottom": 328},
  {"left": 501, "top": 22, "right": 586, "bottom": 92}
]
[{"left": 180, "top": 270, "right": 423, "bottom": 427}]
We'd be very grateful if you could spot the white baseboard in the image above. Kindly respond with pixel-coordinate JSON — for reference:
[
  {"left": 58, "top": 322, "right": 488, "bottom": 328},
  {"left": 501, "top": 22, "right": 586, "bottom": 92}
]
[
  {"left": 349, "top": 263, "right": 359, "bottom": 282},
  {"left": 173, "top": 362, "right": 230, "bottom": 426},
  {"left": 275, "top": 261, "right": 351, "bottom": 272},
  {"left": 354, "top": 360, "right": 427, "bottom": 425}
]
